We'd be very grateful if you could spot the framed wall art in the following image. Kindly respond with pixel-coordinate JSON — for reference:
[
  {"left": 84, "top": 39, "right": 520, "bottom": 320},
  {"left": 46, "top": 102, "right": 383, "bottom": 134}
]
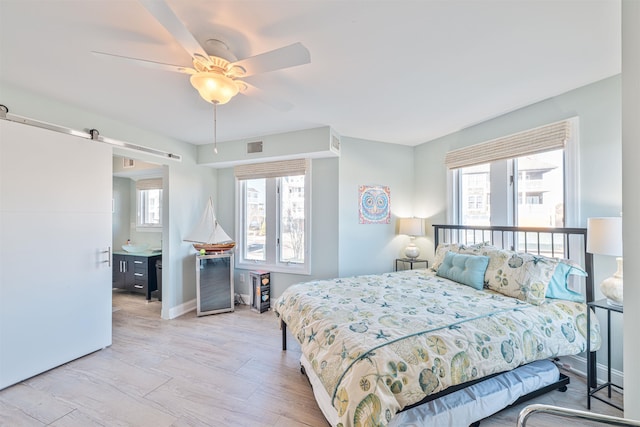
[{"left": 359, "top": 184, "right": 390, "bottom": 224}]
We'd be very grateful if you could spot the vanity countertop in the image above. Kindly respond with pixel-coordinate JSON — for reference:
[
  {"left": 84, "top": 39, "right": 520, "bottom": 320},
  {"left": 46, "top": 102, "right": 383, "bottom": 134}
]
[{"left": 113, "top": 250, "right": 162, "bottom": 257}]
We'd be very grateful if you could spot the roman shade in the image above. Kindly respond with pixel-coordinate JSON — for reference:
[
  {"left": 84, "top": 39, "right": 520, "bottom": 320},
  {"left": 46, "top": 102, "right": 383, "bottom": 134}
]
[
  {"left": 445, "top": 120, "right": 570, "bottom": 170},
  {"left": 234, "top": 158, "right": 309, "bottom": 180},
  {"left": 135, "top": 178, "right": 163, "bottom": 190}
]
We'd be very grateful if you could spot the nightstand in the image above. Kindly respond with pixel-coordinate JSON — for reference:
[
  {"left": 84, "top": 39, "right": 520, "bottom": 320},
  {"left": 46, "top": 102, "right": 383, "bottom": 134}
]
[
  {"left": 587, "top": 298, "right": 623, "bottom": 411},
  {"left": 395, "top": 258, "right": 428, "bottom": 271}
]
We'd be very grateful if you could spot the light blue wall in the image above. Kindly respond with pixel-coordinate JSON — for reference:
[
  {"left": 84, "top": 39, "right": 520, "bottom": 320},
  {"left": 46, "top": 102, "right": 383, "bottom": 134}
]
[
  {"left": 211, "top": 130, "right": 415, "bottom": 296},
  {"left": 3, "top": 76, "right": 625, "bottom": 379},
  {"left": 413, "top": 75, "right": 623, "bottom": 371},
  {"left": 164, "top": 159, "right": 218, "bottom": 316},
  {"left": 112, "top": 177, "right": 130, "bottom": 249},
  {"left": 414, "top": 75, "right": 621, "bottom": 258},
  {"left": 216, "top": 156, "right": 340, "bottom": 299},
  {"left": 338, "top": 137, "right": 415, "bottom": 277},
  {"left": 1, "top": 81, "right": 410, "bottom": 309},
  {"left": 200, "top": 126, "right": 342, "bottom": 299},
  {"left": 111, "top": 157, "right": 164, "bottom": 251},
  {"left": 198, "top": 126, "right": 338, "bottom": 166}
]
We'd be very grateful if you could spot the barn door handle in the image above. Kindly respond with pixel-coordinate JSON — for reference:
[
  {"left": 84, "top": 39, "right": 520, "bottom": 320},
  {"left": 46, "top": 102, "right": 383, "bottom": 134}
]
[{"left": 101, "top": 247, "right": 111, "bottom": 267}]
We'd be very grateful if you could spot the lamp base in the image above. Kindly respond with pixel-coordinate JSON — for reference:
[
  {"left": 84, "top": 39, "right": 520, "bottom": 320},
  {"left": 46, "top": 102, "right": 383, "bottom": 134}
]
[
  {"left": 599, "top": 257, "right": 623, "bottom": 307},
  {"left": 404, "top": 243, "right": 420, "bottom": 259}
]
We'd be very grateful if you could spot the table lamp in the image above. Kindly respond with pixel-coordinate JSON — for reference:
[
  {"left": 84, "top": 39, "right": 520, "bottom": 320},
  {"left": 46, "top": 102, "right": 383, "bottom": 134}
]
[
  {"left": 398, "top": 217, "right": 425, "bottom": 259},
  {"left": 587, "top": 217, "right": 623, "bottom": 306}
]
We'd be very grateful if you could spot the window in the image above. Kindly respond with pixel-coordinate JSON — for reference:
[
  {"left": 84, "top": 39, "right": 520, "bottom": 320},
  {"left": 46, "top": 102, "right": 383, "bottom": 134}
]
[
  {"left": 457, "top": 150, "right": 564, "bottom": 227},
  {"left": 460, "top": 164, "right": 490, "bottom": 225},
  {"left": 136, "top": 178, "right": 163, "bottom": 230},
  {"left": 447, "top": 119, "right": 577, "bottom": 229},
  {"left": 516, "top": 150, "right": 564, "bottom": 227},
  {"left": 279, "top": 175, "right": 306, "bottom": 264},
  {"left": 244, "top": 178, "right": 266, "bottom": 261},
  {"left": 235, "top": 159, "right": 310, "bottom": 274}
]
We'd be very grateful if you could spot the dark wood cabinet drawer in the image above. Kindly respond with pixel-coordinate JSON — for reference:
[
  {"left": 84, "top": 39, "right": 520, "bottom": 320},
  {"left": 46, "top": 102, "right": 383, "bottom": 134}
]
[
  {"left": 132, "top": 282, "right": 147, "bottom": 291},
  {"left": 133, "top": 271, "right": 147, "bottom": 280},
  {"left": 133, "top": 258, "right": 147, "bottom": 266},
  {"left": 112, "top": 254, "right": 160, "bottom": 300}
]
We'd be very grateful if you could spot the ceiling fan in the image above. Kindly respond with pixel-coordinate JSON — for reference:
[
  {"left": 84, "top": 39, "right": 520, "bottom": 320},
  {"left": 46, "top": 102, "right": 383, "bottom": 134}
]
[{"left": 92, "top": 0, "right": 311, "bottom": 151}]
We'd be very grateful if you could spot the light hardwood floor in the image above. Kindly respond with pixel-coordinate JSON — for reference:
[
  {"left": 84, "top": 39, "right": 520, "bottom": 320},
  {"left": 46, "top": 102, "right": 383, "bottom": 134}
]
[{"left": 0, "top": 291, "right": 625, "bottom": 426}]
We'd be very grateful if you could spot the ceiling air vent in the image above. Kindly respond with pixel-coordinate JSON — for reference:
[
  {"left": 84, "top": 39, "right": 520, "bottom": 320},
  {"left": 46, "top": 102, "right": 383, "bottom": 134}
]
[
  {"left": 331, "top": 134, "right": 341, "bottom": 153},
  {"left": 122, "top": 157, "right": 135, "bottom": 168},
  {"left": 247, "top": 141, "right": 263, "bottom": 154}
]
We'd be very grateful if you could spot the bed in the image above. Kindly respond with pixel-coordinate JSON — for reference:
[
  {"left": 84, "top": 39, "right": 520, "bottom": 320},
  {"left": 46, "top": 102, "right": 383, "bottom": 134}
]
[{"left": 275, "top": 225, "right": 601, "bottom": 427}]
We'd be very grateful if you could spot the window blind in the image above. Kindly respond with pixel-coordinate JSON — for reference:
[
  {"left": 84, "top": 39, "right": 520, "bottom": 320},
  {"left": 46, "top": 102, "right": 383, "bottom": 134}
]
[
  {"left": 444, "top": 120, "right": 570, "bottom": 170},
  {"left": 234, "top": 158, "right": 309, "bottom": 180},
  {"left": 135, "top": 178, "right": 163, "bottom": 190}
]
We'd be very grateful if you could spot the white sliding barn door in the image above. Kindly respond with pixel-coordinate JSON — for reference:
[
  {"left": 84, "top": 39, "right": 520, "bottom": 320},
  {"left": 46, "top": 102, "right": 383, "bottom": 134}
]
[{"left": 0, "top": 119, "right": 112, "bottom": 389}]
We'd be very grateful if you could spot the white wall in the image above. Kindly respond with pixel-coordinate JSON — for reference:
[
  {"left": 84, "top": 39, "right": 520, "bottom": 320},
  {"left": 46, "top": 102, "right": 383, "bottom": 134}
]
[
  {"left": 622, "top": 0, "right": 640, "bottom": 418},
  {"left": 0, "top": 83, "right": 218, "bottom": 320},
  {"left": 413, "top": 76, "right": 624, "bottom": 373}
]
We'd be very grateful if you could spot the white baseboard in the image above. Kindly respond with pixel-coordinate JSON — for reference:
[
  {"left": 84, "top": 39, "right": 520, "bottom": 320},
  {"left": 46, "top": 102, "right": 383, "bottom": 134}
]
[
  {"left": 167, "top": 294, "right": 250, "bottom": 319},
  {"left": 557, "top": 354, "right": 624, "bottom": 391},
  {"left": 237, "top": 293, "right": 251, "bottom": 305},
  {"left": 168, "top": 298, "right": 196, "bottom": 319}
]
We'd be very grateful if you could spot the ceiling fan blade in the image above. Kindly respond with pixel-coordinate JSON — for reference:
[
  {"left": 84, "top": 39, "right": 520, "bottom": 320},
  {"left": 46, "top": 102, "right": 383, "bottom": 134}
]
[
  {"left": 232, "top": 42, "right": 310, "bottom": 77},
  {"left": 241, "top": 82, "right": 293, "bottom": 112},
  {"left": 92, "top": 51, "right": 195, "bottom": 74},
  {"left": 138, "top": 0, "right": 211, "bottom": 66}
]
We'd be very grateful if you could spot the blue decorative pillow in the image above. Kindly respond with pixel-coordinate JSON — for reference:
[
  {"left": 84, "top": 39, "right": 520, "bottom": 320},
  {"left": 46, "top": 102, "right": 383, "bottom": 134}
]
[
  {"left": 546, "top": 261, "right": 587, "bottom": 302},
  {"left": 436, "top": 251, "right": 490, "bottom": 290}
]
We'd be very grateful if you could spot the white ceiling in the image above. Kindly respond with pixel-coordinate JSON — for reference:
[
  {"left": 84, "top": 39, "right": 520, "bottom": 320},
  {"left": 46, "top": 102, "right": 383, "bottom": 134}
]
[{"left": 0, "top": 0, "right": 621, "bottom": 146}]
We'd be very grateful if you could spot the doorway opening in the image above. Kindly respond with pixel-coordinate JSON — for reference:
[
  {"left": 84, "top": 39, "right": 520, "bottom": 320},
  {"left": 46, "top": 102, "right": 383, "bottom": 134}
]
[{"left": 112, "top": 155, "right": 166, "bottom": 317}]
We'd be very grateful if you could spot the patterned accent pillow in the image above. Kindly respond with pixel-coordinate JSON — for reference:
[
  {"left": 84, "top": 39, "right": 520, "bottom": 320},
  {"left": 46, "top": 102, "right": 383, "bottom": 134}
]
[
  {"left": 431, "top": 242, "right": 497, "bottom": 271},
  {"left": 458, "top": 242, "right": 499, "bottom": 256},
  {"left": 431, "top": 243, "right": 461, "bottom": 271},
  {"left": 484, "top": 249, "right": 559, "bottom": 305}
]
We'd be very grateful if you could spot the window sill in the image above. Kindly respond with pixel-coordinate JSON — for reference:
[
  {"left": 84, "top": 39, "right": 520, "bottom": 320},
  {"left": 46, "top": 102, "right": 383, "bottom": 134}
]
[
  {"left": 236, "top": 261, "right": 310, "bottom": 275},
  {"left": 136, "top": 226, "right": 162, "bottom": 233}
]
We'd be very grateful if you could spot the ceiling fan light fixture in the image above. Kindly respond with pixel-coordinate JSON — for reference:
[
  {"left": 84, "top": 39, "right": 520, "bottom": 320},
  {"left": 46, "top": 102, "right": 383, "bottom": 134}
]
[
  {"left": 190, "top": 72, "right": 239, "bottom": 105},
  {"left": 227, "top": 64, "right": 246, "bottom": 78}
]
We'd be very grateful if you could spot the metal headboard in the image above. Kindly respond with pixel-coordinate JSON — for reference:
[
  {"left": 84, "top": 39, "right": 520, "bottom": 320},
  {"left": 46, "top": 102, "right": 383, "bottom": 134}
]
[
  {"left": 433, "top": 224, "right": 594, "bottom": 303},
  {"left": 433, "top": 224, "right": 596, "bottom": 390}
]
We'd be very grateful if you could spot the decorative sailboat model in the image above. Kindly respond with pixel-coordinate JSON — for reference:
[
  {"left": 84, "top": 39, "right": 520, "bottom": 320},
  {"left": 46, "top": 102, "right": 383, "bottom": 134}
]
[{"left": 184, "top": 198, "right": 235, "bottom": 253}]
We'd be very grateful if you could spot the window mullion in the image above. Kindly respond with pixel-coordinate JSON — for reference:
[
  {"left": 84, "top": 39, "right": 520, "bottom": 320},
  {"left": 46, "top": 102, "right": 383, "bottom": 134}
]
[
  {"left": 276, "top": 180, "right": 281, "bottom": 259},
  {"left": 508, "top": 159, "right": 516, "bottom": 226},
  {"left": 265, "top": 178, "right": 278, "bottom": 265}
]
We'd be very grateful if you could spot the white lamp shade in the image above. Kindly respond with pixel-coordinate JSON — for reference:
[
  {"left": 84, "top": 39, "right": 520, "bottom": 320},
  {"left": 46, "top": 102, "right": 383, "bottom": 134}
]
[
  {"left": 398, "top": 217, "right": 425, "bottom": 236},
  {"left": 587, "top": 217, "right": 623, "bottom": 256}
]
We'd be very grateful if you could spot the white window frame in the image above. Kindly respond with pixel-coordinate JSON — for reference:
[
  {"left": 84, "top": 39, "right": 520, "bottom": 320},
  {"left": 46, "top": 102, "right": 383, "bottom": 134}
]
[
  {"left": 135, "top": 178, "right": 163, "bottom": 231},
  {"left": 235, "top": 160, "right": 312, "bottom": 274},
  {"left": 448, "top": 117, "right": 579, "bottom": 227}
]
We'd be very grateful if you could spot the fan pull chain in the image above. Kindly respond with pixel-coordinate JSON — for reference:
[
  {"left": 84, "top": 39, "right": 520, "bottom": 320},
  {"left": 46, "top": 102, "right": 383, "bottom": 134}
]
[{"left": 213, "top": 102, "right": 218, "bottom": 154}]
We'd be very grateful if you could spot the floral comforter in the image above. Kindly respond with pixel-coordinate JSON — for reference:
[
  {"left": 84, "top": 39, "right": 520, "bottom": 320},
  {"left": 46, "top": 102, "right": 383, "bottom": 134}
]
[{"left": 274, "top": 269, "right": 600, "bottom": 427}]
